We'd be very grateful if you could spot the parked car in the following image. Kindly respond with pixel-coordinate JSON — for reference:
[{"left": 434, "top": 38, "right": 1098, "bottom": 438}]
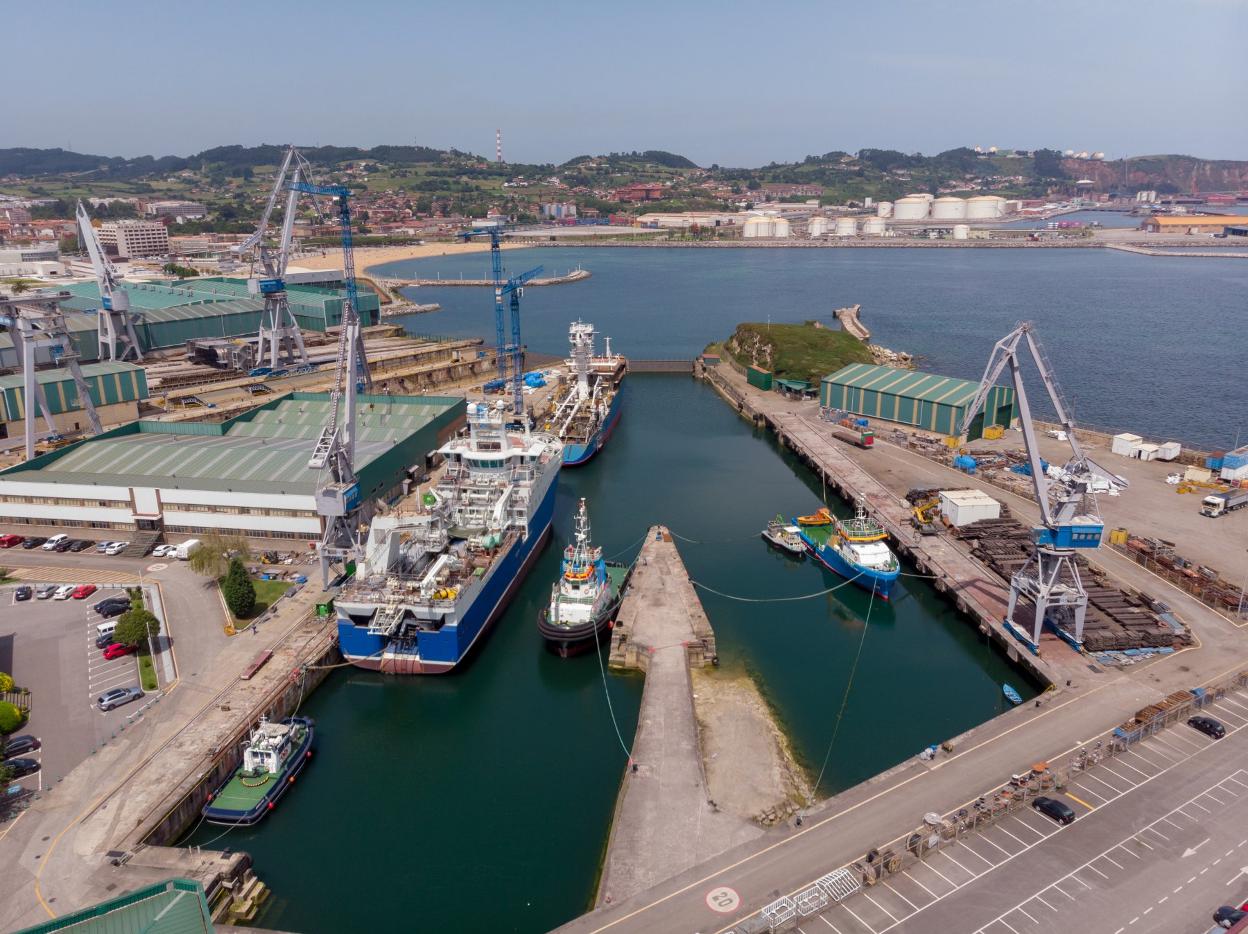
[
  {"left": 93, "top": 595, "right": 130, "bottom": 614},
  {"left": 95, "top": 541, "right": 114, "bottom": 554},
  {"left": 71, "top": 584, "right": 98, "bottom": 600},
  {"left": 13, "top": 585, "right": 32, "bottom": 602},
  {"left": 21, "top": 537, "right": 47, "bottom": 549},
  {"left": 1032, "top": 796, "right": 1076, "bottom": 825},
  {"left": 102, "top": 643, "right": 136, "bottom": 660},
  {"left": 4, "top": 758, "right": 40, "bottom": 779},
  {"left": 104, "top": 541, "right": 129, "bottom": 556},
  {"left": 68, "top": 539, "right": 92, "bottom": 552},
  {"left": 35, "top": 584, "right": 56, "bottom": 600},
  {"left": 2, "top": 735, "right": 41, "bottom": 759},
  {"left": 97, "top": 602, "right": 129, "bottom": 619},
  {"left": 1215, "top": 906, "right": 1247, "bottom": 928},
  {"left": 0, "top": 534, "right": 26, "bottom": 548},
  {"left": 41, "top": 534, "right": 69, "bottom": 551},
  {"left": 52, "top": 584, "right": 75, "bottom": 600},
  {"left": 151, "top": 544, "right": 172, "bottom": 557},
  {"left": 94, "top": 632, "right": 115, "bottom": 649},
  {"left": 52, "top": 538, "right": 74, "bottom": 553},
  {"left": 96, "top": 686, "right": 143, "bottom": 711},
  {"left": 1189, "top": 716, "right": 1226, "bottom": 740}
]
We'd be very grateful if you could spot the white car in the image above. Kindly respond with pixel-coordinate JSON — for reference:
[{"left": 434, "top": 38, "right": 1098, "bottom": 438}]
[
  {"left": 52, "top": 584, "right": 75, "bottom": 600},
  {"left": 104, "top": 542, "right": 129, "bottom": 556},
  {"left": 41, "top": 534, "right": 69, "bottom": 551},
  {"left": 151, "top": 544, "right": 171, "bottom": 557}
]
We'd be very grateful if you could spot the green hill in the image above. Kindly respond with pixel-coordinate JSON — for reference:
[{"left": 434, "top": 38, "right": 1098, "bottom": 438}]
[{"left": 721, "top": 322, "right": 873, "bottom": 384}]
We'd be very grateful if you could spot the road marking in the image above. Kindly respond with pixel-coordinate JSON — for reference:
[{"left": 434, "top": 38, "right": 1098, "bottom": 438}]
[
  {"left": 920, "top": 860, "right": 956, "bottom": 888},
  {"left": 1064, "top": 792, "right": 1095, "bottom": 811},
  {"left": 819, "top": 916, "right": 842, "bottom": 933},
  {"left": 956, "top": 841, "right": 995, "bottom": 867},
  {"left": 1190, "top": 800, "right": 1212, "bottom": 814},
  {"left": 1009, "top": 816, "right": 1046, "bottom": 839},
  {"left": 1100, "top": 854, "right": 1124, "bottom": 870},
  {"left": 1134, "top": 836, "right": 1154, "bottom": 850},
  {"left": 901, "top": 871, "right": 937, "bottom": 898},
  {"left": 1070, "top": 874, "right": 1092, "bottom": 890},
  {"left": 1142, "top": 906, "right": 1153, "bottom": 915},
  {"left": 704, "top": 886, "right": 740, "bottom": 913},
  {"left": 839, "top": 901, "right": 877, "bottom": 933},
  {"left": 1098, "top": 762, "right": 1138, "bottom": 787},
  {"left": 1049, "top": 882, "right": 1077, "bottom": 902},
  {"left": 1013, "top": 907, "right": 1037, "bottom": 924},
  {"left": 1031, "top": 894, "right": 1056, "bottom": 912},
  {"left": 1085, "top": 864, "right": 1108, "bottom": 879},
  {"left": 1146, "top": 825, "right": 1169, "bottom": 841},
  {"left": 1226, "top": 866, "right": 1248, "bottom": 886},
  {"left": 863, "top": 891, "right": 898, "bottom": 923},
  {"left": 1079, "top": 772, "right": 1123, "bottom": 796},
  {"left": 1111, "top": 758, "right": 1150, "bottom": 779},
  {"left": 936, "top": 849, "right": 974, "bottom": 877},
  {"left": 995, "top": 827, "right": 1027, "bottom": 847},
  {"left": 1069, "top": 782, "right": 1107, "bottom": 803},
  {"left": 976, "top": 834, "right": 1011, "bottom": 858},
  {"left": 1116, "top": 844, "right": 1141, "bottom": 860},
  {"left": 881, "top": 881, "right": 918, "bottom": 911},
  {"left": 1157, "top": 896, "right": 1167, "bottom": 904}
]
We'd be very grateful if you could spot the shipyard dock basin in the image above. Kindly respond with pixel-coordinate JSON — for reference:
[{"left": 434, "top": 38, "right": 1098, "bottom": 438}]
[{"left": 0, "top": 265, "right": 1246, "bottom": 933}]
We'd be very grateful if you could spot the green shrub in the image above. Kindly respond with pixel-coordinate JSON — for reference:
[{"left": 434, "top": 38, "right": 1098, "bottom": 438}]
[
  {"left": 0, "top": 672, "right": 12, "bottom": 693},
  {"left": 115, "top": 608, "right": 160, "bottom": 647},
  {"left": 0, "top": 701, "right": 26, "bottom": 735},
  {"left": 222, "top": 557, "right": 256, "bottom": 618}
]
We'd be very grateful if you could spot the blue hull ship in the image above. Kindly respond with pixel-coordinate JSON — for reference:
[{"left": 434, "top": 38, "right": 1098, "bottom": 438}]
[
  {"left": 794, "top": 506, "right": 899, "bottom": 600},
  {"left": 551, "top": 320, "right": 626, "bottom": 468},
  {"left": 334, "top": 402, "right": 562, "bottom": 674}
]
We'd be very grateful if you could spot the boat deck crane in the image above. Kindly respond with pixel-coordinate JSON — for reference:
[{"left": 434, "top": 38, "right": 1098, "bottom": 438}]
[
  {"left": 235, "top": 146, "right": 313, "bottom": 369},
  {"left": 457, "top": 225, "right": 541, "bottom": 416},
  {"left": 76, "top": 201, "right": 142, "bottom": 362},
  {"left": 0, "top": 292, "right": 103, "bottom": 461},
  {"left": 958, "top": 322, "right": 1126, "bottom": 652}
]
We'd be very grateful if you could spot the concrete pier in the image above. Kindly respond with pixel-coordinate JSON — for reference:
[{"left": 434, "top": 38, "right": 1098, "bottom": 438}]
[{"left": 597, "top": 527, "right": 762, "bottom": 906}]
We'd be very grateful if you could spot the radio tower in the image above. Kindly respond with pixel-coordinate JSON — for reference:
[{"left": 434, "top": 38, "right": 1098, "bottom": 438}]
[{"left": 496, "top": 128, "right": 503, "bottom": 164}]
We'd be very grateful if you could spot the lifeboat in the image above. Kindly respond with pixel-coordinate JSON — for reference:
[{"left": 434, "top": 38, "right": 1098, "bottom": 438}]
[{"left": 796, "top": 507, "right": 833, "bottom": 526}]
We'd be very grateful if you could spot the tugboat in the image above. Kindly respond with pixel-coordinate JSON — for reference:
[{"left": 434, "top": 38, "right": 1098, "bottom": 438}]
[
  {"left": 548, "top": 321, "right": 626, "bottom": 467},
  {"left": 761, "top": 515, "right": 805, "bottom": 557},
  {"left": 795, "top": 504, "right": 900, "bottom": 599},
  {"left": 538, "top": 498, "right": 630, "bottom": 657},
  {"left": 202, "top": 716, "right": 314, "bottom": 826}
]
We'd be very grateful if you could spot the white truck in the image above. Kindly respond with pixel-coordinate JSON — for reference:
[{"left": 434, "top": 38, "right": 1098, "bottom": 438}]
[
  {"left": 173, "top": 538, "right": 202, "bottom": 560},
  {"left": 1201, "top": 490, "right": 1248, "bottom": 518}
]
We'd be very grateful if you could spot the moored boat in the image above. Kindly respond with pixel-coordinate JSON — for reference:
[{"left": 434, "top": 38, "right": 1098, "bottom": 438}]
[
  {"left": 762, "top": 515, "right": 806, "bottom": 556},
  {"left": 202, "top": 716, "right": 314, "bottom": 826},
  {"left": 538, "top": 498, "right": 631, "bottom": 657},
  {"left": 548, "top": 321, "right": 626, "bottom": 467},
  {"left": 794, "top": 504, "right": 900, "bottom": 599},
  {"left": 1003, "top": 683, "right": 1023, "bottom": 706}
]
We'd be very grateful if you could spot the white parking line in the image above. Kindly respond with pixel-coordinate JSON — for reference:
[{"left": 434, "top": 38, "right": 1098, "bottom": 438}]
[
  {"left": 994, "top": 826, "right": 1028, "bottom": 847},
  {"left": 1099, "top": 854, "right": 1125, "bottom": 871},
  {"left": 819, "top": 916, "right": 842, "bottom": 933},
  {"left": 975, "top": 834, "right": 1012, "bottom": 858},
  {"left": 1203, "top": 789, "right": 1229, "bottom": 804},
  {"left": 918, "top": 860, "right": 956, "bottom": 888},
  {"left": 1031, "top": 893, "right": 1057, "bottom": 912},
  {"left": 863, "top": 892, "right": 899, "bottom": 923},
  {"left": 936, "top": 849, "right": 975, "bottom": 878},
  {"left": 1110, "top": 758, "right": 1151, "bottom": 780},
  {"left": 1008, "top": 816, "right": 1047, "bottom": 839},
  {"left": 839, "top": 901, "right": 878, "bottom": 933},
  {"left": 1013, "top": 906, "right": 1037, "bottom": 924},
  {"left": 955, "top": 841, "right": 995, "bottom": 868},
  {"left": 1122, "top": 748, "right": 1165, "bottom": 771},
  {"left": 1078, "top": 772, "right": 1123, "bottom": 797},
  {"left": 881, "top": 881, "right": 918, "bottom": 911},
  {"left": 1097, "top": 762, "right": 1139, "bottom": 787},
  {"left": 901, "top": 870, "right": 937, "bottom": 899},
  {"left": 1145, "top": 826, "right": 1169, "bottom": 842},
  {"left": 1084, "top": 863, "right": 1108, "bottom": 879},
  {"left": 1069, "top": 782, "right": 1108, "bottom": 804}
]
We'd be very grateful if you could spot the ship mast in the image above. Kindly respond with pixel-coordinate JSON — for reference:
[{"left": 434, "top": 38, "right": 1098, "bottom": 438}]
[{"left": 569, "top": 320, "right": 594, "bottom": 401}]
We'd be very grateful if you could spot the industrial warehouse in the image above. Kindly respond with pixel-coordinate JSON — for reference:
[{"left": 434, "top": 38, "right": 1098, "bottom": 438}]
[
  {"left": 0, "top": 361, "right": 148, "bottom": 442},
  {"left": 821, "top": 362, "right": 1017, "bottom": 439},
  {"left": 0, "top": 393, "right": 464, "bottom": 541}
]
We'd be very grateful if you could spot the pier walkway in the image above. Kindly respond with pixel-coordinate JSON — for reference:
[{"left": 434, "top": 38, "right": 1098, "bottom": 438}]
[
  {"left": 382, "top": 268, "right": 592, "bottom": 288},
  {"left": 834, "top": 303, "right": 871, "bottom": 341},
  {"left": 1107, "top": 242, "right": 1248, "bottom": 259},
  {"left": 598, "top": 528, "right": 762, "bottom": 907}
]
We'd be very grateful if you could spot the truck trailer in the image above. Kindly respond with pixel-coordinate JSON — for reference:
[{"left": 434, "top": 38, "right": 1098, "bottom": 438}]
[{"left": 1201, "top": 489, "right": 1248, "bottom": 518}]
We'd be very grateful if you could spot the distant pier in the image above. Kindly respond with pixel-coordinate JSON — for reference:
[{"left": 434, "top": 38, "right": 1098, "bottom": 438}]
[
  {"left": 383, "top": 268, "right": 592, "bottom": 288},
  {"left": 834, "top": 303, "right": 871, "bottom": 341}
]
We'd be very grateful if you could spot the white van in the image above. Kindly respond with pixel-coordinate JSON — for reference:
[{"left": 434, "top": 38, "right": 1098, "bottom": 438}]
[
  {"left": 96, "top": 620, "right": 118, "bottom": 640},
  {"left": 42, "top": 534, "right": 69, "bottom": 551},
  {"left": 173, "top": 539, "right": 201, "bottom": 560}
]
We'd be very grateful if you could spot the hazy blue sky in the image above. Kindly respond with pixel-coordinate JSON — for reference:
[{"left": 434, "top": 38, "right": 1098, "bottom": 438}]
[{"left": 8, "top": 0, "right": 1246, "bottom": 165}]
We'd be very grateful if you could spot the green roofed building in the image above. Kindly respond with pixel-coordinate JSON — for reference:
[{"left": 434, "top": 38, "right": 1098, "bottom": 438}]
[
  {"left": 14, "top": 878, "right": 212, "bottom": 934},
  {"left": 0, "top": 393, "right": 464, "bottom": 541},
  {"left": 821, "top": 363, "right": 1016, "bottom": 440},
  {"left": 0, "top": 361, "right": 148, "bottom": 441},
  {"left": 6, "top": 277, "right": 380, "bottom": 369}
]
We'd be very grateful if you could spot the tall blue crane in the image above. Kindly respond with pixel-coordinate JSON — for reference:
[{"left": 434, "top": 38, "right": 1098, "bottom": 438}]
[{"left": 458, "top": 225, "right": 542, "bottom": 416}]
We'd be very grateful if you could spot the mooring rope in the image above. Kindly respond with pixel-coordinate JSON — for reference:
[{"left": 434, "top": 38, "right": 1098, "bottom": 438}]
[
  {"left": 809, "top": 581, "right": 878, "bottom": 802},
  {"left": 592, "top": 606, "right": 635, "bottom": 763},
  {"left": 604, "top": 531, "right": 651, "bottom": 563},
  {"left": 690, "top": 572, "right": 863, "bottom": 603}
]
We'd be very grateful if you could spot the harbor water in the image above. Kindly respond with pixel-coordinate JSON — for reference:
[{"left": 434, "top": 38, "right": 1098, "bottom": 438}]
[
  {"left": 193, "top": 375, "right": 1034, "bottom": 933},
  {"left": 383, "top": 246, "right": 1248, "bottom": 449}
]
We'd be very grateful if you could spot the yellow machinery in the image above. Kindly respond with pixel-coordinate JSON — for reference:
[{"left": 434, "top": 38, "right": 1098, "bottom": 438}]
[
  {"left": 1177, "top": 480, "right": 1229, "bottom": 495},
  {"left": 982, "top": 424, "right": 1006, "bottom": 440}
]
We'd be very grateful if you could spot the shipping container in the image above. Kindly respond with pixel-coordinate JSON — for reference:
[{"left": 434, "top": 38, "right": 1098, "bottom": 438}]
[
  {"left": 1111, "top": 433, "right": 1143, "bottom": 457},
  {"left": 939, "top": 489, "right": 1001, "bottom": 527},
  {"left": 1156, "top": 441, "right": 1182, "bottom": 462},
  {"left": 747, "top": 366, "right": 773, "bottom": 391}
]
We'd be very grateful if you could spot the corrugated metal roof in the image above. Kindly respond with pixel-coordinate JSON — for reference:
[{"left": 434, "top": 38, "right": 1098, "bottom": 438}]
[
  {"left": 14, "top": 878, "right": 212, "bottom": 934},
  {"left": 822, "top": 363, "right": 982, "bottom": 407},
  {"left": 0, "top": 361, "right": 142, "bottom": 391}
]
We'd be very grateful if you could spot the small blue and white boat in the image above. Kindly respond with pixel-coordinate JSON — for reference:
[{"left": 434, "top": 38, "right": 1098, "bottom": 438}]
[
  {"left": 1002, "top": 683, "right": 1023, "bottom": 706},
  {"left": 794, "top": 504, "right": 900, "bottom": 599}
]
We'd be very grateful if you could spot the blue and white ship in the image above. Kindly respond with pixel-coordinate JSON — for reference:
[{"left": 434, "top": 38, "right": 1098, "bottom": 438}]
[
  {"left": 794, "top": 504, "right": 900, "bottom": 600},
  {"left": 334, "top": 401, "right": 562, "bottom": 674},
  {"left": 549, "top": 321, "right": 626, "bottom": 467}
]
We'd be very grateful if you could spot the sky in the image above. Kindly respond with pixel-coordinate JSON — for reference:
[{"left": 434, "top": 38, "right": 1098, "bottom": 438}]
[{"left": 6, "top": 0, "right": 1247, "bottom": 166}]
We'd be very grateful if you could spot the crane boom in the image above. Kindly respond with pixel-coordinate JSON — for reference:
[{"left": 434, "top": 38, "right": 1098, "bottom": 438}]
[{"left": 76, "top": 201, "right": 142, "bottom": 362}]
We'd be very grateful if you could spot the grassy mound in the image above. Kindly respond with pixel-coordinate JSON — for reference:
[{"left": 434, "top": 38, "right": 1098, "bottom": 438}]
[{"left": 721, "top": 322, "right": 873, "bottom": 384}]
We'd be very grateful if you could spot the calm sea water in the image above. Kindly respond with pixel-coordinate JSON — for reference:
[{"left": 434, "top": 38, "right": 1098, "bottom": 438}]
[
  {"left": 194, "top": 376, "right": 1032, "bottom": 933},
  {"left": 381, "top": 246, "right": 1248, "bottom": 449}
]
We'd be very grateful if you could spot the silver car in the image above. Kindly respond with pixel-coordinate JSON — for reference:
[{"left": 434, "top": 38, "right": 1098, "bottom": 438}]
[{"left": 97, "top": 686, "right": 143, "bottom": 712}]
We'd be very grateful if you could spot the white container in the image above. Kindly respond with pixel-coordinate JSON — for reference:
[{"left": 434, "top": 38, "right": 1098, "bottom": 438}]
[
  {"left": 1221, "top": 463, "right": 1248, "bottom": 482},
  {"left": 1184, "top": 465, "right": 1212, "bottom": 482},
  {"left": 938, "top": 489, "right": 1001, "bottom": 527},
  {"left": 1157, "top": 441, "right": 1182, "bottom": 461},
  {"left": 1135, "top": 443, "right": 1160, "bottom": 461},
  {"left": 1111, "top": 432, "right": 1143, "bottom": 457}
]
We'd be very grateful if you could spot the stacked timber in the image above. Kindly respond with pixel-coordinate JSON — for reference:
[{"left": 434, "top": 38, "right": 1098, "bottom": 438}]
[{"left": 953, "top": 516, "right": 1193, "bottom": 652}]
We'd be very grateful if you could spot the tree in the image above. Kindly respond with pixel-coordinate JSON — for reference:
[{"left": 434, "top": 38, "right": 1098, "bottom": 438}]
[
  {"left": 0, "top": 672, "right": 12, "bottom": 693},
  {"left": 0, "top": 700, "right": 25, "bottom": 735},
  {"left": 221, "top": 557, "right": 256, "bottom": 618},
  {"left": 188, "top": 532, "right": 251, "bottom": 579},
  {"left": 114, "top": 607, "right": 160, "bottom": 647}
]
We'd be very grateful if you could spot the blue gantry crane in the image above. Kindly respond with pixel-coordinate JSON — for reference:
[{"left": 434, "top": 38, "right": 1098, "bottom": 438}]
[{"left": 458, "top": 225, "right": 542, "bottom": 416}]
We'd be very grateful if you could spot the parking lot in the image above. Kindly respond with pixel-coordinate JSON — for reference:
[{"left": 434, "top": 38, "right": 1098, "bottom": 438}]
[{"left": 1, "top": 582, "right": 154, "bottom": 790}]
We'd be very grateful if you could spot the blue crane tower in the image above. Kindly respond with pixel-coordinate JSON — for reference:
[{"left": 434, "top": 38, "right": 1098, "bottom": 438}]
[{"left": 458, "top": 225, "right": 542, "bottom": 416}]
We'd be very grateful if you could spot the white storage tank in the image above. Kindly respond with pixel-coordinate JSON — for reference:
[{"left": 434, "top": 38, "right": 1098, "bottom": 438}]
[
  {"left": 1111, "top": 432, "right": 1143, "bottom": 457},
  {"left": 938, "top": 489, "right": 1002, "bottom": 527},
  {"left": 966, "top": 195, "right": 1006, "bottom": 219},
  {"left": 862, "top": 217, "right": 887, "bottom": 235},
  {"left": 952, "top": 224, "right": 970, "bottom": 240},
  {"left": 876, "top": 201, "right": 893, "bottom": 218},
  {"left": 892, "top": 196, "right": 930, "bottom": 220},
  {"left": 743, "top": 215, "right": 789, "bottom": 238},
  {"left": 808, "top": 216, "right": 831, "bottom": 237},
  {"left": 931, "top": 197, "right": 968, "bottom": 220},
  {"left": 774, "top": 217, "right": 791, "bottom": 238},
  {"left": 834, "top": 217, "right": 858, "bottom": 237},
  {"left": 906, "top": 193, "right": 935, "bottom": 203}
]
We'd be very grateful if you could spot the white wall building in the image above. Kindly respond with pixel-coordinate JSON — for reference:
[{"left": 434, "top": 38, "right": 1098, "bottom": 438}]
[{"left": 98, "top": 220, "right": 170, "bottom": 258}]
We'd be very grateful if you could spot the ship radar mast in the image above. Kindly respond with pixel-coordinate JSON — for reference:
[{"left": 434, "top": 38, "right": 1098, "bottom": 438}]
[{"left": 569, "top": 320, "right": 595, "bottom": 401}]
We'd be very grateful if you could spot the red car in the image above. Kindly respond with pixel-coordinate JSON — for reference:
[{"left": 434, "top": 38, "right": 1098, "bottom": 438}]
[
  {"left": 71, "top": 584, "right": 98, "bottom": 600},
  {"left": 102, "top": 643, "right": 136, "bottom": 660},
  {"left": 0, "top": 534, "right": 24, "bottom": 548}
]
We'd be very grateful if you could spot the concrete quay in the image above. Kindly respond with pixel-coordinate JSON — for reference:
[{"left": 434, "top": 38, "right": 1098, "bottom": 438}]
[
  {"left": 597, "top": 527, "right": 764, "bottom": 908},
  {"left": 384, "top": 267, "right": 591, "bottom": 288}
]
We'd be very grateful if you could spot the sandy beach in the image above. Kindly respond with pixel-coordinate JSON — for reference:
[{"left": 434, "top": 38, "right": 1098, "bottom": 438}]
[{"left": 289, "top": 240, "right": 520, "bottom": 274}]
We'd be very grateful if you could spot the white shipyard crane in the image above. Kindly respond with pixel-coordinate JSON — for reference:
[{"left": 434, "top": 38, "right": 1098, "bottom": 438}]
[
  {"left": 235, "top": 146, "right": 312, "bottom": 368},
  {"left": 75, "top": 201, "right": 142, "bottom": 362},
  {"left": 0, "top": 292, "right": 103, "bottom": 461},
  {"left": 958, "top": 322, "right": 1126, "bottom": 652}
]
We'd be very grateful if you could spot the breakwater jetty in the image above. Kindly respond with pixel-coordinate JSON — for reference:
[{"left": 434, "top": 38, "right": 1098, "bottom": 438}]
[
  {"left": 383, "top": 268, "right": 591, "bottom": 288},
  {"left": 833, "top": 303, "right": 870, "bottom": 341}
]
